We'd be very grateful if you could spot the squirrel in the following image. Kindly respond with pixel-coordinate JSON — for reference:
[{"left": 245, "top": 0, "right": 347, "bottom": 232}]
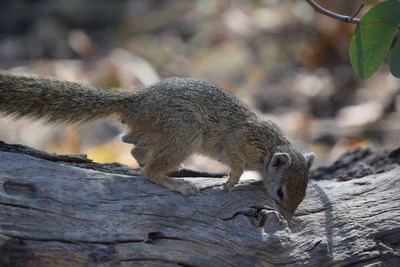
[{"left": 0, "top": 73, "right": 314, "bottom": 219}]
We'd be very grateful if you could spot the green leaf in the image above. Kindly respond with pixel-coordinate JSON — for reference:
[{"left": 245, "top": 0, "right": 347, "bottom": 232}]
[
  {"left": 364, "top": 0, "right": 382, "bottom": 5},
  {"left": 390, "top": 37, "right": 400, "bottom": 78},
  {"left": 350, "top": 0, "right": 400, "bottom": 78}
]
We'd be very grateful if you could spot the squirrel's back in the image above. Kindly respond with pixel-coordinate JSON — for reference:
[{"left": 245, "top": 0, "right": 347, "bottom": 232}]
[{"left": 131, "top": 77, "right": 256, "bottom": 127}]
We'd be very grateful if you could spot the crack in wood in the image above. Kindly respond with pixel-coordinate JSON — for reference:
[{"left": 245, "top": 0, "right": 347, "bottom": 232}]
[
  {"left": 0, "top": 201, "right": 81, "bottom": 220},
  {"left": 219, "top": 206, "right": 275, "bottom": 227},
  {"left": 0, "top": 140, "right": 92, "bottom": 164},
  {"left": 342, "top": 250, "right": 384, "bottom": 267},
  {"left": 310, "top": 239, "right": 323, "bottom": 252},
  {"left": 3, "top": 180, "right": 40, "bottom": 199},
  {"left": 168, "top": 168, "right": 227, "bottom": 178},
  {"left": 119, "top": 258, "right": 199, "bottom": 267},
  {"left": 145, "top": 231, "right": 201, "bottom": 245},
  {"left": 295, "top": 205, "right": 331, "bottom": 216},
  {"left": 2, "top": 233, "right": 145, "bottom": 245}
]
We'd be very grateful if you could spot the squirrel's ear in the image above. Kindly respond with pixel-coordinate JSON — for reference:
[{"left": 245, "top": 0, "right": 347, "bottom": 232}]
[
  {"left": 271, "top": 153, "right": 291, "bottom": 169},
  {"left": 304, "top": 152, "right": 315, "bottom": 169}
]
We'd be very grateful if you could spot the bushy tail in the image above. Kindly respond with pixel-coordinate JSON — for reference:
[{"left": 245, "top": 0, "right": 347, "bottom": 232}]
[{"left": 0, "top": 73, "right": 129, "bottom": 124}]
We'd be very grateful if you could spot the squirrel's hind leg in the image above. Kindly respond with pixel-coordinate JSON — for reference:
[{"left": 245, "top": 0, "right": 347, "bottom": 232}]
[
  {"left": 143, "top": 139, "right": 200, "bottom": 195},
  {"left": 144, "top": 162, "right": 199, "bottom": 195},
  {"left": 130, "top": 146, "right": 184, "bottom": 172}
]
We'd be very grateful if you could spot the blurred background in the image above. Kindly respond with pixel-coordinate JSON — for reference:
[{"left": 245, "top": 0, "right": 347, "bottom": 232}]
[{"left": 0, "top": 0, "right": 399, "bottom": 172}]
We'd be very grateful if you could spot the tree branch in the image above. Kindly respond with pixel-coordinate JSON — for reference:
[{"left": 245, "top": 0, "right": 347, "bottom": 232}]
[
  {"left": 305, "top": 0, "right": 361, "bottom": 24},
  {"left": 1, "top": 143, "right": 400, "bottom": 266}
]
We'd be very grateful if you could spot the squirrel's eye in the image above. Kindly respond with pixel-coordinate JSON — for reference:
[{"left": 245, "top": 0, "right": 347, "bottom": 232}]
[{"left": 277, "top": 187, "right": 284, "bottom": 200}]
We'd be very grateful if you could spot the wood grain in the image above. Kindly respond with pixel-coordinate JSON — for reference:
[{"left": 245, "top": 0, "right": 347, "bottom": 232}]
[{"left": 0, "top": 142, "right": 399, "bottom": 266}]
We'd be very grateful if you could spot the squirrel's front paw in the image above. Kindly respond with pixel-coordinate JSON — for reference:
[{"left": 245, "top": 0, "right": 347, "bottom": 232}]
[
  {"left": 176, "top": 182, "right": 199, "bottom": 195},
  {"left": 223, "top": 182, "right": 234, "bottom": 192}
]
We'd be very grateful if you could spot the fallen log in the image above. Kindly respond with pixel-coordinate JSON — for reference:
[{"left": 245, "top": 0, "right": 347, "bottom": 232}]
[{"left": 0, "top": 141, "right": 399, "bottom": 266}]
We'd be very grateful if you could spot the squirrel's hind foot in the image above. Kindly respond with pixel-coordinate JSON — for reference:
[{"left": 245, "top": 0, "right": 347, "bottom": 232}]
[
  {"left": 147, "top": 174, "right": 199, "bottom": 195},
  {"left": 174, "top": 181, "right": 199, "bottom": 195}
]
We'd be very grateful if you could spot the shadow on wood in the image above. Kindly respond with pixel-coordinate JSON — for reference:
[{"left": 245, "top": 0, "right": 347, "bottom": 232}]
[{"left": 0, "top": 141, "right": 399, "bottom": 266}]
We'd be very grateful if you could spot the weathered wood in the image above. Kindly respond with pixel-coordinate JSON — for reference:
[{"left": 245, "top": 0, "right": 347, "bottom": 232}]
[{"left": 0, "top": 142, "right": 399, "bottom": 266}]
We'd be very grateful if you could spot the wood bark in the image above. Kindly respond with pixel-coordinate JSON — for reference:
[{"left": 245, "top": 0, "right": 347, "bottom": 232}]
[{"left": 0, "top": 141, "right": 399, "bottom": 266}]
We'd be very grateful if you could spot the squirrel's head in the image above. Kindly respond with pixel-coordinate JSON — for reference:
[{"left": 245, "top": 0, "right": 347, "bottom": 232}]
[{"left": 262, "top": 148, "right": 315, "bottom": 220}]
